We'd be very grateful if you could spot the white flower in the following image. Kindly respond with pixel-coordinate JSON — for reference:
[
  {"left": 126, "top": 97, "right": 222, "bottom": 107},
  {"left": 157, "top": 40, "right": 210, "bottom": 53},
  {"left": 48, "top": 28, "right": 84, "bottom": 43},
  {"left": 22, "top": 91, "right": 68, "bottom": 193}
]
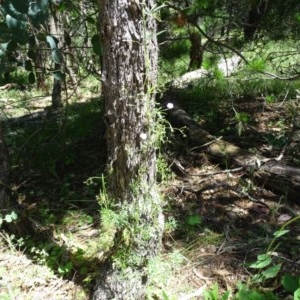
[
  {"left": 166, "top": 102, "right": 174, "bottom": 109},
  {"left": 140, "top": 133, "right": 147, "bottom": 140}
]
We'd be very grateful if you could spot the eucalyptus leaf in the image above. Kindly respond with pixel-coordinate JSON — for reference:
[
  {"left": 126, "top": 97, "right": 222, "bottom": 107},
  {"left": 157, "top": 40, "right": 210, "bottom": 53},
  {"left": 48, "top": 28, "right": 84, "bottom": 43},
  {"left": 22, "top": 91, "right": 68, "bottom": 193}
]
[
  {"left": 28, "top": 0, "right": 49, "bottom": 26},
  {"left": 6, "top": 40, "right": 17, "bottom": 52},
  {"left": 53, "top": 71, "right": 65, "bottom": 81},
  {"left": 25, "top": 60, "right": 32, "bottom": 71},
  {"left": 46, "top": 35, "right": 59, "bottom": 50},
  {"left": 11, "top": 0, "right": 29, "bottom": 14},
  {"left": 51, "top": 49, "right": 62, "bottom": 64},
  {"left": 0, "top": 22, "right": 11, "bottom": 43},
  {"left": 3, "top": 2, "right": 27, "bottom": 21},
  {"left": 6, "top": 14, "right": 27, "bottom": 30},
  {"left": 28, "top": 71, "right": 35, "bottom": 84},
  {"left": 0, "top": 42, "right": 9, "bottom": 52},
  {"left": 0, "top": 49, "right": 6, "bottom": 57},
  {"left": 91, "top": 34, "right": 102, "bottom": 56},
  {"left": 10, "top": 29, "right": 29, "bottom": 45},
  {"left": 39, "top": 0, "right": 49, "bottom": 14},
  {"left": 27, "top": 49, "right": 36, "bottom": 60}
]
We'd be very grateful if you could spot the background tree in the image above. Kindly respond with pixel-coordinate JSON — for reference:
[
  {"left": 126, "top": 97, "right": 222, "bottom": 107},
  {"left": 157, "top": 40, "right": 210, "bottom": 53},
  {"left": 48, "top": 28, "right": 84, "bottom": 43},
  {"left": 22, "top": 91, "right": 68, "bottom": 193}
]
[{"left": 93, "top": 0, "right": 164, "bottom": 299}]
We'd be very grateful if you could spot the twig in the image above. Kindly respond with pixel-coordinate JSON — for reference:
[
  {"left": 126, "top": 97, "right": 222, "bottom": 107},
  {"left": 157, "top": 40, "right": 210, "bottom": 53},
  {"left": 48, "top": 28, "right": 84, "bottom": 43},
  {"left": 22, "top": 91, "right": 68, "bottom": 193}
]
[
  {"left": 234, "top": 188, "right": 269, "bottom": 208},
  {"left": 277, "top": 89, "right": 289, "bottom": 107},
  {"left": 187, "top": 166, "right": 244, "bottom": 177},
  {"left": 189, "top": 136, "right": 223, "bottom": 151}
]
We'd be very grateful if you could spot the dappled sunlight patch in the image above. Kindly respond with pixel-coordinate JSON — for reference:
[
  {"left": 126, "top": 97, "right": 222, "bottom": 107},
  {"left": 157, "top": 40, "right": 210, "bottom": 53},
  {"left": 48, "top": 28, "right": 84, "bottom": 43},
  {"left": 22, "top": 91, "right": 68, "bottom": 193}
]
[{"left": 0, "top": 238, "right": 87, "bottom": 299}]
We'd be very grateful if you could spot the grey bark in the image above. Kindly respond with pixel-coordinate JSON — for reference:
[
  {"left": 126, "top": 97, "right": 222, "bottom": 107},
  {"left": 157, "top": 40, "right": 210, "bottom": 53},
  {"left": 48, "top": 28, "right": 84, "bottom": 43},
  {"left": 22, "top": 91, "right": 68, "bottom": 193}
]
[
  {"left": 0, "top": 122, "right": 9, "bottom": 210},
  {"left": 93, "top": 0, "right": 163, "bottom": 299},
  {"left": 49, "top": 11, "right": 63, "bottom": 109}
]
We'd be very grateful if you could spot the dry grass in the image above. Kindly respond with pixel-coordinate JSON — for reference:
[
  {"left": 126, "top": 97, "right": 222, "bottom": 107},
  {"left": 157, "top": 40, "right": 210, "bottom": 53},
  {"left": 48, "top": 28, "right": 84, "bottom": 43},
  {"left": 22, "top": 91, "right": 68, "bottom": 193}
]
[{"left": 0, "top": 234, "right": 88, "bottom": 300}]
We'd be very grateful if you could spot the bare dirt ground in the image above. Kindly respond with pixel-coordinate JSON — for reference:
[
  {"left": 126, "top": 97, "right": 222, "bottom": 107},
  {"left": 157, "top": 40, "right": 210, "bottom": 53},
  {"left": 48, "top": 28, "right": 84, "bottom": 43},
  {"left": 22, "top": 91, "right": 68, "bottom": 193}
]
[
  {"left": 160, "top": 96, "right": 300, "bottom": 299},
  {"left": 1, "top": 90, "right": 300, "bottom": 299}
]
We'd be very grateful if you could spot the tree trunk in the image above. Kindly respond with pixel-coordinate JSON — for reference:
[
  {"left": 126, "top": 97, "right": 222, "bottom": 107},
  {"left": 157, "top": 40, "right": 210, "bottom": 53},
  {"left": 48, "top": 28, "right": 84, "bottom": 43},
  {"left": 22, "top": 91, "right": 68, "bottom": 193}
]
[
  {"left": 93, "top": 1, "right": 163, "bottom": 299},
  {"left": 0, "top": 122, "right": 9, "bottom": 210},
  {"left": 49, "top": 10, "right": 63, "bottom": 109}
]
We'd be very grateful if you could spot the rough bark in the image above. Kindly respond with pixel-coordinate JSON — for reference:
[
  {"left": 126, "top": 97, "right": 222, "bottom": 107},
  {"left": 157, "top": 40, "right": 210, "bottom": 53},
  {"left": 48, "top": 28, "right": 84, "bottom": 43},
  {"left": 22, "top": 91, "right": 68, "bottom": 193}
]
[
  {"left": 188, "top": 32, "right": 203, "bottom": 71},
  {"left": 49, "top": 11, "right": 63, "bottom": 109},
  {"left": 93, "top": 1, "right": 163, "bottom": 299},
  {"left": 162, "top": 95, "right": 300, "bottom": 203},
  {"left": 0, "top": 122, "right": 9, "bottom": 210}
]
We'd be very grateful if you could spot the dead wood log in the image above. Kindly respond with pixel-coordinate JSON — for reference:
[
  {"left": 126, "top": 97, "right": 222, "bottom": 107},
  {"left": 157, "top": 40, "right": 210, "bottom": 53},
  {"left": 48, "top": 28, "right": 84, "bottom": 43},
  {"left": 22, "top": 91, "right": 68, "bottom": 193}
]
[{"left": 163, "top": 102, "right": 300, "bottom": 203}]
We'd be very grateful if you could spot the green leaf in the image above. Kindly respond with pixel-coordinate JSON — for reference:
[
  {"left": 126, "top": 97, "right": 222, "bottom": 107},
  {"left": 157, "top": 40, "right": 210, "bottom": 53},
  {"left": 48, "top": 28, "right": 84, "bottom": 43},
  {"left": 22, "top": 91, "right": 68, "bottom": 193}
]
[
  {"left": 6, "top": 14, "right": 27, "bottom": 30},
  {"left": 273, "top": 229, "right": 289, "bottom": 238},
  {"left": 282, "top": 274, "right": 300, "bottom": 293},
  {"left": 58, "top": 261, "right": 73, "bottom": 274},
  {"left": 236, "top": 284, "right": 266, "bottom": 300},
  {"left": 4, "top": 211, "right": 18, "bottom": 223},
  {"left": 295, "top": 288, "right": 300, "bottom": 300},
  {"left": 248, "top": 58, "right": 265, "bottom": 72},
  {"left": 0, "top": 49, "right": 6, "bottom": 58},
  {"left": 46, "top": 35, "right": 59, "bottom": 50},
  {"left": 11, "top": 29, "right": 29, "bottom": 45},
  {"left": 28, "top": 71, "right": 35, "bottom": 84},
  {"left": 251, "top": 273, "right": 265, "bottom": 284},
  {"left": 28, "top": 0, "right": 49, "bottom": 26},
  {"left": 0, "top": 22, "right": 11, "bottom": 43},
  {"left": 27, "top": 49, "right": 36, "bottom": 60},
  {"left": 25, "top": 60, "right": 32, "bottom": 71},
  {"left": 86, "top": 16, "right": 96, "bottom": 24},
  {"left": 64, "top": 31, "right": 71, "bottom": 46},
  {"left": 261, "top": 264, "right": 281, "bottom": 279},
  {"left": 91, "top": 34, "right": 102, "bottom": 56},
  {"left": 3, "top": 2, "right": 27, "bottom": 21},
  {"left": 11, "top": 0, "right": 29, "bottom": 14},
  {"left": 249, "top": 254, "right": 272, "bottom": 269},
  {"left": 221, "top": 291, "right": 230, "bottom": 300},
  {"left": 39, "top": 0, "right": 49, "bottom": 15},
  {"left": 6, "top": 40, "right": 18, "bottom": 52},
  {"left": 11, "top": 211, "right": 18, "bottom": 220},
  {"left": 51, "top": 49, "right": 62, "bottom": 64},
  {"left": 186, "top": 214, "right": 201, "bottom": 226},
  {"left": 0, "top": 42, "right": 9, "bottom": 52},
  {"left": 53, "top": 71, "right": 65, "bottom": 81}
]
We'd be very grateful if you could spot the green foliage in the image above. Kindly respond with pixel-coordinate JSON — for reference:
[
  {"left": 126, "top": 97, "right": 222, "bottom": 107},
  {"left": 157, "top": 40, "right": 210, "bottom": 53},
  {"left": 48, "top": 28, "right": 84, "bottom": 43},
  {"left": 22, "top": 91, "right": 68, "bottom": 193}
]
[
  {"left": 204, "top": 283, "right": 230, "bottom": 300},
  {"left": 248, "top": 58, "right": 266, "bottom": 73},
  {"left": 0, "top": 211, "right": 18, "bottom": 227},
  {"left": 281, "top": 274, "right": 300, "bottom": 294},
  {"left": 58, "top": 261, "right": 73, "bottom": 275},
  {"left": 233, "top": 109, "right": 250, "bottom": 136},
  {"left": 234, "top": 284, "right": 277, "bottom": 300},
  {"left": 147, "top": 250, "right": 185, "bottom": 297},
  {"left": 186, "top": 214, "right": 202, "bottom": 227}
]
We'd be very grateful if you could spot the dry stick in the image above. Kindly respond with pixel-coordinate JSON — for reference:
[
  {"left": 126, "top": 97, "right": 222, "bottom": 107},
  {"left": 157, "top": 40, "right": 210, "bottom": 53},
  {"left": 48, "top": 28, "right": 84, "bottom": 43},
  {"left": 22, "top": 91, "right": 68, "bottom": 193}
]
[
  {"left": 187, "top": 167, "right": 244, "bottom": 177},
  {"left": 177, "top": 181, "right": 269, "bottom": 208},
  {"left": 189, "top": 136, "right": 223, "bottom": 151},
  {"left": 277, "top": 88, "right": 290, "bottom": 107}
]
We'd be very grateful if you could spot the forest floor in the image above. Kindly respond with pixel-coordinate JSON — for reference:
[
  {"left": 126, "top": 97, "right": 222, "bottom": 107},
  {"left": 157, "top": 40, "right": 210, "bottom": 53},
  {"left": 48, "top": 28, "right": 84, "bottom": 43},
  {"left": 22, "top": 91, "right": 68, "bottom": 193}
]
[{"left": 1, "top": 82, "right": 300, "bottom": 299}]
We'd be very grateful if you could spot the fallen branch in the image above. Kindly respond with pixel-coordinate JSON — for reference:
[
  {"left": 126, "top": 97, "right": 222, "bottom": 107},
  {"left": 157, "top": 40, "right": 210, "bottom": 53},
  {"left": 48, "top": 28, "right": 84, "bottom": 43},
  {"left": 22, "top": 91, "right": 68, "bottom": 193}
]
[{"left": 162, "top": 99, "right": 300, "bottom": 203}]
